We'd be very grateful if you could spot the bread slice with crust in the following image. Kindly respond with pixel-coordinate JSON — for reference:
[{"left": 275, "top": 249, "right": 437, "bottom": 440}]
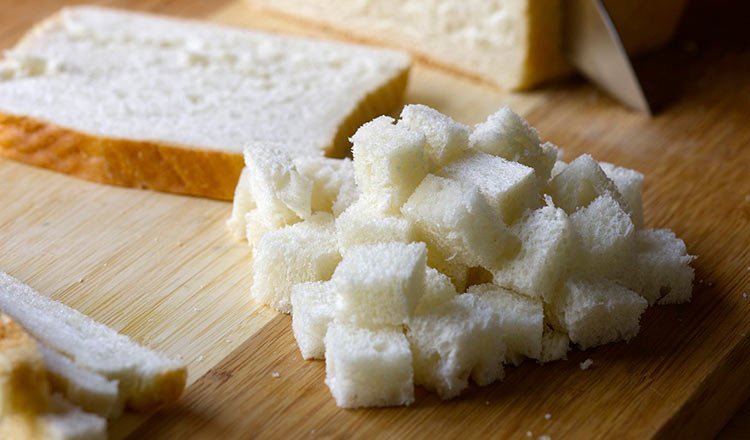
[{"left": 0, "top": 6, "right": 410, "bottom": 199}]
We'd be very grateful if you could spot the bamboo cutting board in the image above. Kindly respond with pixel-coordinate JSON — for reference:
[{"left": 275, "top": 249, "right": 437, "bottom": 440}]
[{"left": 1, "top": 1, "right": 749, "bottom": 439}]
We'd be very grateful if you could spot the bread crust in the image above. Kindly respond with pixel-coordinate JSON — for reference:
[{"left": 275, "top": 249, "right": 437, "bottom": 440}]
[{"left": 0, "top": 9, "right": 410, "bottom": 200}]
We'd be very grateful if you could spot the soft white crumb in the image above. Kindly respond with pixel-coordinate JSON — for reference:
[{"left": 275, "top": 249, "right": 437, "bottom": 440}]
[
  {"left": 580, "top": 358, "right": 593, "bottom": 370},
  {"left": 544, "top": 413, "right": 552, "bottom": 420},
  {"left": 743, "top": 293, "right": 747, "bottom": 298},
  {"left": 445, "top": 252, "right": 457, "bottom": 261},
  {"left": 538, "top": 436, "right": 551, "bottom": 440},
  {"left": 526, "top": 431, "right": 533, "bottom": 437},
  {"left": 310, "top": 429, "right": 316, "bottom": 435},
  {"left": 271, "top": 372, "right": 281, "bottom": 378}
]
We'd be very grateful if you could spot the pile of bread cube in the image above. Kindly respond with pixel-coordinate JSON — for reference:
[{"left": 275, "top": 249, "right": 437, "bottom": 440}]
[{"left": 229, "top": 105, "right": 695, "bottom": 408}]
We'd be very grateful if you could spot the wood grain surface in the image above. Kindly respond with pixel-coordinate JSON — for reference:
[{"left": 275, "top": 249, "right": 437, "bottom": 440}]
[{"left": 0, "top": 0, "right": 748, "bottom": 439}]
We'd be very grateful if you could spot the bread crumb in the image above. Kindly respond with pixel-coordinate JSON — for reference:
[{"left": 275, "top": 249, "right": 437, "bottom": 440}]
[
  {"left": 526, "top": 431, "right": 533, "bottom": 438},
  {"left": 544, "top": 413, "right": 551, "bottom": 420},
  {"left": 743, "top": 293, "right": 747, "bottom": 298},
  {"left": 196, "top": 355, "right": 204, "bottom": 362},
  {"left": 271, "top": 372, "right": 281, "bottom": 378},
  {"left": 580, "top": 358, "right": 593, "bottom": 370},
  {"left": 538, "top": 436, "right": 551, "bottom": 440}
]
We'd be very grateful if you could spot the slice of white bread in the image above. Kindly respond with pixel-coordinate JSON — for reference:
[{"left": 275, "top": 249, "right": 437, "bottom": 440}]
[
  {"left": 40, "top": 345, "right": 124, "bottom": 419},
  {"left": 0, "top": 313, "right": 106, "bottom": 440},
  {"left": 0, "top": 272, "right": 187, "bottom": 412},
  {"left": 250, "top": 0, "right": 687, "bottom": 89},
  {"left": 0, "top": 5, "right": 410, "bottom": 199}
]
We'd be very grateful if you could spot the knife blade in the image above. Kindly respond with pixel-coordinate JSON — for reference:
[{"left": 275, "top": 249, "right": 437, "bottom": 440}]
[{"left": 563, "top": 0, "right": 652, "bottom": 114}]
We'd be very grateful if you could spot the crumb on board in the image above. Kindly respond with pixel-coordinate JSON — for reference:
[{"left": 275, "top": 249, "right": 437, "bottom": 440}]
[
  {"left": 580, "top": 358, "right": 594, "bottom": 370},
  {"left": 544, "top": 413, "right": 552, "bottom": 420},
  {"left": 538, "top": 436, "right": 551, "bottom": 440},
  {"left": 526, "top": 431, "right": 533, "bottom": 437},
  {"left": 271, "top": 372, "right": 281, "bottom": 378},
  {"left": 743, "top": 293, "right": 748, "bottom": 298}
]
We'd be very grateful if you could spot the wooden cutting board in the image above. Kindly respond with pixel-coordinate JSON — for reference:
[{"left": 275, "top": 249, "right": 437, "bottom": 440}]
[{"left": 1, "top": 1, "right": 748, "bottom": 439}]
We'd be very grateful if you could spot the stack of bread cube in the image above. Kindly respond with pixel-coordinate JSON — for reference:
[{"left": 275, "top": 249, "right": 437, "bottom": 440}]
[{"left": 229, "top": 105, "right": 695, "bottom": 408}]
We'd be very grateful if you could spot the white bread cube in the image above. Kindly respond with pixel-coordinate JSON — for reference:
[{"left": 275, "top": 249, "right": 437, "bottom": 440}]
[
  {"left": 492, "top": 205, "right": 576, "bottom": 301},
  {"left": 324, "top": 322, "right": 413, "bottom": 408},
  {"left": 569, "top": 194, "right": 636, "bottom": 281},
  {"left": 467, "top": 284, "right": 543, "bottom": 365},
  {"left": 40, "top": 394, "right": 107, "bottom": 440},
  {"left": 439, "top": 151, "right": 540, "bottom": 225},
  {"left": 294, "top": 156, "right": 356, "bottom": 214},
  {"left": 547, "top": 277, "right": 648, "bottom": 349},
  {"left": 351, "top": 116, "right": 428, "bottom": 214},
  {"left": 290, "top": 281, "right": 335, "bottom": 360},
  {"left": 244, "top": 142, "right": 314, "bottom": 227},
  {"left": 408, "top": 294, "right": 505, "bottom": 399},
  {"left": 469, "top": 106, "right": 556, "bottom": 182},
  {"left": 414, "top": 267, "right": 458, "bottom": 315},
  {"left": 335, "top": 200, "right": 418, "bottom": 252},
  {"left": 331, "top": 178, "right": 360, "bottom": 217},
  {"left": 550, "top": 159, "right": 567, "bottom": 179},
  {"left": 398, "top": 104, "right": 469, "bottom": 167},
  {"left": 227, "top": 167, "right": 256, "bottom": 239},
  {"left": 539, "top": 329, "right": 570, "bottom": 363},
  {"left": 547, "top": 154, "right": 627, "bottom": 215},
  {"left": 401, "top": 174, "right": 517, "bottom": 270},
  {"left": 626, "top": 229, "right": 695, "bottom": 305},
  {"left": 599, "top": 162, "right": 645, "bottom": 229},
  {"left": 333, "top": 242, "right": 427, "bottom": 328},
  {"left": 251, "top": 213, "right": 341, "bottom": 313}
]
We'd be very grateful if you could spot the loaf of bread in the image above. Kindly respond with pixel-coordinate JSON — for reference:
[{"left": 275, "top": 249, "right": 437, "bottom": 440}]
[
  {"left": 231, "top": 104, "right": 695, "bottom": 408},
  {"left": 250, "top": 0, "right": 687, "bottom": 89},
  {"left": 0, "top": 6, "right": 410, "bottom": 199},
  {"left": 0, "top": 272, "right": 187, "bottom": 413}
]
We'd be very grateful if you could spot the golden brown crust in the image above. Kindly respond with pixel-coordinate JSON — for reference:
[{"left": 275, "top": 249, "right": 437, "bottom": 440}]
[{"left": 0, "top": 64, "right": 408, "bottom": 200}]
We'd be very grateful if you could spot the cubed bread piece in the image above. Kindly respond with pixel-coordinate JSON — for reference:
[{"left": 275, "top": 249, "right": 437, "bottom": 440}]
[
  {"left": 227, "top": 167, "right": 256, "bottom": 239},
  {"left": 401, "top": 174, "right": 517, "bottom": 270},
  {"left": 438, "top": 151, "right": 540, "bottom": 225},
  {"left": 335, "top": 200, "right": 418, "bottom": 252},
  {"left": 414, "top": 267, "right": 458, "bottom": 315},
  {"left": 550, "top": 159, "right": 567, "bottom": 179},
  {"left": 324, "top": 322, "right": 413, "bottom": 408},
  {"left": 294, "top": 156, "right": 356, "bottom": 214},
  {"left": 398, "top": 104, "right": 469, "bottom": 167},
  {"left": 626, "top": 229, "right": 695, "bottom": 305},
  {"left": 492, "top": 205, "right": 576, "bottom": 301},
  {"left": 547, "top": 154, "right": 631, "bottom": 217},
  {"left": 251, "top": 213, "right": 341, "bottom": 313},
  {"left": 408, "top": 294, "right": 505, "bottom": 399},
  {"left": 469, "top": 107, "right": 556, "bottom": 182},
  {"left": 539, "top": 329, "right": 570, "bottom": 363},
  {"left": 467, "top": 284, "right": 543, "bottom": 365},
  {"left": 333, "top": 242, "right": 427, "bottom": 328},
  {"left": 599, "top": 162, "right": 645, "bottom": 229},
  {"left": 291, "top": 281, "right": 336, "bottom": 360},
  {"left": 569, "top": 194, "right": 636, "bottom": 281},
  {"left": 547, "top": 277, "right": 648, "bottom": 350},
  {"left": 244, "top": 142, "right": 314, "bottom": 229},
  {"left": 39, "top": 394, "right": 107, "bottom": 440},
  {"left": 331, "top": 178, "right": 360, "bottom": 217},
  {"left": 351, "top": 116, "right": 428, "bottom": 214}
]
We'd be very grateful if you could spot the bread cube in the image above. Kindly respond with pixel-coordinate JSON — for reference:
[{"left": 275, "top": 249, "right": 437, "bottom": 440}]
[
  {"left": 468, "top": 106, "right": 556, "bottom": 182},
  {"left": 398, "top": 104, "right": 469, "bottom": 167},
  {"left": 335, "top": 200, "right": 418, "bottom": 252},
  {"left": 414, "top": 267, "right": 458, "bottom": 315},
  {"left": 539, "top": 329, "right": 570, "bottom": 363},
  {"left": 569, "top": 194, "right": 636, "bottom": 281},
  {"left": 401, "top": 174, "right": 518, "bottom": 270},
  {"left": 251, "top": 213, "right": 341, "bottom": 313},
  {"left": 547, "top": 154, "right": 627, "bottom": 215},
  {"left": 492, "top": 205, "right": 576, "bottom": 301},
  {"left": 408, "top": 294, "right": 505, "bottom": 399},
  {"left": 626, "top": 229, "right": 695, "bottom": 305},
  {"left": 291, "top": 281, "right": 335, "bottom": 359},
  {"left": 599, "top": 162, "right": 645, "bottom": 229},
  {"left": 331, "top": 178, "right": 359, "bottom": 217},
  {"left": 294, "top": 156, "right": 356, "bottom": 214},
  {"left": 351, "top": 116, "right": 428, "bottom": 214},
  {"left": 333, "top": 242, "right": 427, "bottom": 328},
  {"left": 550, "top": 159, "right": 567, "bottom": 179},
  {"left": 439, "top": 151, "right": 540, "bottom": 225},
  {"left": 467, "top": 284, "right": 543, "bottom": 365},
  {"left": 547, "top": 277, "right": 648, "bottom": 350},
  {"left": 324, "top": 322, "right": 413, "bottom": 408},
  {"left": 227, "top": 167, "right": 256, "bottom": 239},
  {"left": 244, "top": 142, "right": 314, "bottom": 227}
]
